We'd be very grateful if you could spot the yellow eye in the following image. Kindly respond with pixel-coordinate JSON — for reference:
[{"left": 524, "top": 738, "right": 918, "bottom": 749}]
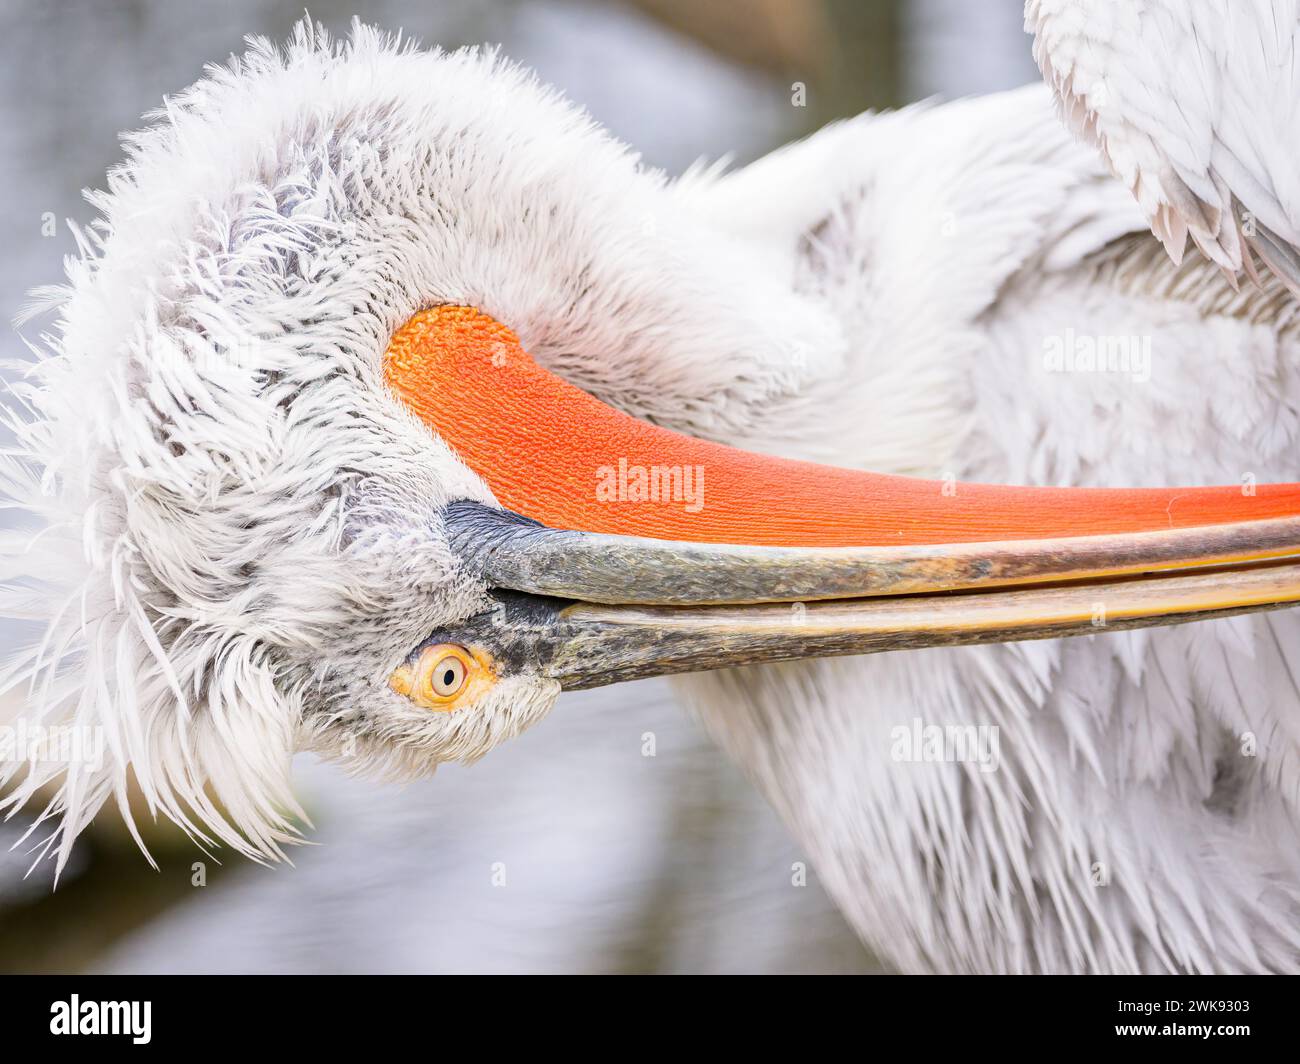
[
  {"left": 389, "top": 644, "right": 493, "bottom": 712},
  {"left": 430, "top": 653, "right": 467, "bottom": 698}
]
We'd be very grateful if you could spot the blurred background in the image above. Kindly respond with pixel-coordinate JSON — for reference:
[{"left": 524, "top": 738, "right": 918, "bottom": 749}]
[{"left": 0, "top": 0, "right": 1036, "bottom": 974}]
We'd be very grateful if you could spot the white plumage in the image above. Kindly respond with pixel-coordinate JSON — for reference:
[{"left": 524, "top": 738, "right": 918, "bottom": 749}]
[
  {"left": 1027, "top": 0, "right": 1300, "bottom": 292},
  {"left": 2, "top": 19, "right": 1298, "bottom": 972}
]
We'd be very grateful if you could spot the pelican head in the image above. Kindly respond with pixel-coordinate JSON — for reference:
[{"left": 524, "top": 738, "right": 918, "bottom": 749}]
[{"left": 5, "top": 21, "right": 1300, "bottom": 868}]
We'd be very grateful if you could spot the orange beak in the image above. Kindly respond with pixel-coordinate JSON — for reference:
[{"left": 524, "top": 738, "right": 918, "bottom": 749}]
[{"left": 382, "top": 306, "right": 1300, "bottom": 681}]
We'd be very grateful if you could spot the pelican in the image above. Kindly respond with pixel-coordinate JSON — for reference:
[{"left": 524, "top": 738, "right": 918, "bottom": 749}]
[{"left": 4, "top": 17, "right": 1300, "bottom": 974}]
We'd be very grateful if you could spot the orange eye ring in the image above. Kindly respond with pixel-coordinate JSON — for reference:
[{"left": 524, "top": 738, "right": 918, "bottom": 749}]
[{"left": 389, "top": 643, "right": 495, "bottom": 712}]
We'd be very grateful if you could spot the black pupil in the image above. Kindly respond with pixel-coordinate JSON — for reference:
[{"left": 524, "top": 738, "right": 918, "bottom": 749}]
[{"left": 442, "top": 667, "right": 457, "bottom": 688}]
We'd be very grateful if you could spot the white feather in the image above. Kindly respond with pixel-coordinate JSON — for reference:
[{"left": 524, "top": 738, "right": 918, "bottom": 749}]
[{"left": 1027, "top": 0, "right": 1300, "bottom": 293}]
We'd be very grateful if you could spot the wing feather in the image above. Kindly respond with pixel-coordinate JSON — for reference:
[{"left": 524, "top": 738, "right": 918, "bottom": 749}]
[{"left": 1028, "top": 0, "right": 1300, "bottom": 294}]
